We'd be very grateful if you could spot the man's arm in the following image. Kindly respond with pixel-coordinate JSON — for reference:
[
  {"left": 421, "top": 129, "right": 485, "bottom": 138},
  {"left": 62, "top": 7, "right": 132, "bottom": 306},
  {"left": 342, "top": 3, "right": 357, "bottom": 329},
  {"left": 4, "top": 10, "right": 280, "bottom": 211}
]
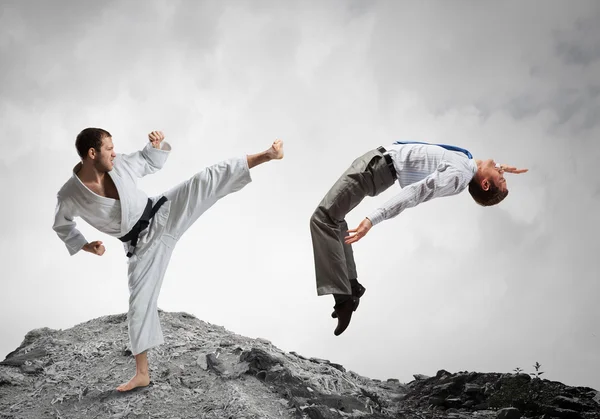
[
  {"left": 119, "top": 131, "right": 171, "bottom": 178},
  {"left": 53, "top": 198, "right": 106, "bottom": 256},
  {"left": 52, "top": 198, "right": 89, "bottom": 256},
  {"left": 367, "top": 168, "right": 463, "bottom": 226},
  {"left": 345, "top": 167, "right": 464, "bottom": 244}
]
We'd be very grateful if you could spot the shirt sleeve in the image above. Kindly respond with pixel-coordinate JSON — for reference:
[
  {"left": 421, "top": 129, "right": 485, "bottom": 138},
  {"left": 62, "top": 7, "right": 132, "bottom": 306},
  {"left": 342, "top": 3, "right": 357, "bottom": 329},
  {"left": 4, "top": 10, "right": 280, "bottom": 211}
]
[
  {"left": 366, "top": 165, "right": 464, "bottom": 226},
  {"left": 52, "top": 197, "right": 89, "bottom": 256},
  {"left": 119, "top": 141, "right": 172, "bottom": 178}
]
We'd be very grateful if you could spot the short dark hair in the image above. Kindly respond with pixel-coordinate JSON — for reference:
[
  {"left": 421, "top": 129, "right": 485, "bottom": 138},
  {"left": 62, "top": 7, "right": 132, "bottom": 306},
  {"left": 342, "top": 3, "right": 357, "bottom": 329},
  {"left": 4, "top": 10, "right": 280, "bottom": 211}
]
[
  {"left": 75, "top": 128, "right": 111, "bottom": 159},
  {"left": 468, "top": 178, "right": 509, "bottom": 206}
]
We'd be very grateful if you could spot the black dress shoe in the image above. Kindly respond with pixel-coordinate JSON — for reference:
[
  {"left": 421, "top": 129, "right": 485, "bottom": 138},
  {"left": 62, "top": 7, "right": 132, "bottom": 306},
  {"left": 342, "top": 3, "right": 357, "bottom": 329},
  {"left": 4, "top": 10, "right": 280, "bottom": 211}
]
[
  {"left": 331, "top": 283, "right": 366, "bottom": 318},
  {"left": 333, "top": 296, "right": 359, "bottom": 336}
]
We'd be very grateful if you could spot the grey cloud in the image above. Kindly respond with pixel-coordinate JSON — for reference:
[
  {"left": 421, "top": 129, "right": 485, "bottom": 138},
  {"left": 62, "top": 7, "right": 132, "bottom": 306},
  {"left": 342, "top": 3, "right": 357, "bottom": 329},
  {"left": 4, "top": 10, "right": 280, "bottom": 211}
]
[
  {"left": 362, "top": 1, "right": 600, "bottom": 135},
  {"left": 550, "top": 87, "right": 595, "bottom": 127},
  {"left": 556, "top": 41, "right": 600, "bottom": 67},
  {"left": 0, "top": 0, "right": 116, "bottom": 104},
  {"left": 504, "top": 95, "right": 541, "bottom": 121},
  {"left": 345, "top": 0, "right": 373, "bottom": 18},
  {"left": 504, "top": 87, "right": 600, "bottom": 132},
  {"left": 0, "top": 1, "right": 226, "bottom": 108},
  {"left": 554, "top": 15, "right": 600, "bottom": 67}
]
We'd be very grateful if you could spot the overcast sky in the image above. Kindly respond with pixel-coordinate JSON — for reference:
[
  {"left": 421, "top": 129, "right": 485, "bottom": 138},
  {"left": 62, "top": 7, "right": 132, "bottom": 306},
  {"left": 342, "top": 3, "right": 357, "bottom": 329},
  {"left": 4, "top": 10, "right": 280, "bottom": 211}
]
[{"left": 1, "top": 0, "right": 599, "bottom": 390}]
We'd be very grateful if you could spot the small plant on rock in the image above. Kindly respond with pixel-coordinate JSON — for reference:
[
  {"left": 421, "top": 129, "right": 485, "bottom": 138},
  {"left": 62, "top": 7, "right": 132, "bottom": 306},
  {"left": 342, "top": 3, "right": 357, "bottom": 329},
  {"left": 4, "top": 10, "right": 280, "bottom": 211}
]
[
  {"left": 530, "top": 362, "right": 544, "bottom": 379},
  {"left": 513, "top": 367, "right": 523, "bottom": 374}
]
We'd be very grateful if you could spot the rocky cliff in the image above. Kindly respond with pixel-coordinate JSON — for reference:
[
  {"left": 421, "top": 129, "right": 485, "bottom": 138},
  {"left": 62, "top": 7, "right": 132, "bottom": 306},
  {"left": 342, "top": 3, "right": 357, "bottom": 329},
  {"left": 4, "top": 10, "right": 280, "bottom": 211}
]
[{"left": 1, "top": 311, "right": 599, "bottom": 419}]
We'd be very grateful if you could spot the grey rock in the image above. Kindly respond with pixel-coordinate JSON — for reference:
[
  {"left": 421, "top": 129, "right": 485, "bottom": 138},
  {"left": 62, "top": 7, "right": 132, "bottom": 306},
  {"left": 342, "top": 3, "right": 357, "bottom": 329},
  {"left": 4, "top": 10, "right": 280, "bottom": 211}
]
[
  {"left": 433, "top": 382, "right": 454, "bottom": 393},
  {"left": 0, "top": 370, "right": 24, "bottom": 386},
  {"left": 465, "top": 383, "right": 483, "bottom": 393},
  {"left": 463, "top": 400, "right": 476, "bottom": 408},
  {"left": 205, "top": 353, "right": 227, "bottom": 375},
  {"left": 19, "top": 363, "right": 44, "bottom": 375},
  {"left": 240, "top": 348, "right": 282, "bottom": 373},
  {"left": 436, "top": 369, "right": 452, "bottom": 379},
  {"left": 473, "top": 402, "right": 490, "bottom": 411},
  {"left": 445, "top": 397, "right": 462, "bottom": 408},
  {"left": 496, "top": 407, "right": 521, "bottom": 419},
  {"left": 429, "top": 396, "right": 445, "bottom": 407},
  {"left": 542, "top": 405, "right": 583, "bottom": 419},
  {"left": 552, "top": 395, "right": 586, "bottom": 411},
  {"left": 289, "top": 351, "right": 308, "bottom": 360},
  {"left": 196, "top": 353, "right": 208, "bottom": 370},
  {"left": 329, "top": 362, "right": 345, "bottom": 373},
  {"left": 0, "top": 348, "right": 48, "bottom": 367}
]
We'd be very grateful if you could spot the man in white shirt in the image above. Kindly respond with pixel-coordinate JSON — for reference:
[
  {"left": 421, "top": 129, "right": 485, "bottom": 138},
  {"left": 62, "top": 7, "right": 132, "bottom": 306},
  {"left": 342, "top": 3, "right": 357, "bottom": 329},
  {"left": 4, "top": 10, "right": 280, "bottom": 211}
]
[
  {"left": 309, "top": 141, "right": 527, "bottom": 336},
  {"left": 53, "top": 128, "right": 284, "bottom": 391}
]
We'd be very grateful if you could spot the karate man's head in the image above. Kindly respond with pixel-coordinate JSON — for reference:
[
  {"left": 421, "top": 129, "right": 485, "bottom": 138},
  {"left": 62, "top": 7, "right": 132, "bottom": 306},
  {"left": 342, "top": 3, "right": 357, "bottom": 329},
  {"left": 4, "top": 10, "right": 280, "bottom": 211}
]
[
  {"left": 75, "top": 128, "right": 116, "bottom": 172},
  {"left": 469, "top": 159, "right": 509, "bottom": 206}
]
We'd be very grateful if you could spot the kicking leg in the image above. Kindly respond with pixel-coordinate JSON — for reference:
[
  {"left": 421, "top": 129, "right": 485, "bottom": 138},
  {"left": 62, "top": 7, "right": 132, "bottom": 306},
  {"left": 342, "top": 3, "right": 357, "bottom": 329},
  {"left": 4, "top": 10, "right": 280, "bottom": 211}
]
[
  {"left": 163, "top": 139, "right": 284, "bottom": 240},
  {"left": 116, "top": 140, "right": 285, "bottom": 391}
]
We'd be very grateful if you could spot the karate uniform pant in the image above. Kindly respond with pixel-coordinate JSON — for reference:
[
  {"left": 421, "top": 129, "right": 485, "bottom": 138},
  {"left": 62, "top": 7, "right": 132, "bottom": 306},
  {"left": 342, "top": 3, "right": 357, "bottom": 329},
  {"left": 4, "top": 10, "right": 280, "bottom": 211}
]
[
  {"left": 125, "top": 156, "right": 252, "bottom": 355},
  {"left": 309, "top": 148, "right": 395, "bottom": 296}
]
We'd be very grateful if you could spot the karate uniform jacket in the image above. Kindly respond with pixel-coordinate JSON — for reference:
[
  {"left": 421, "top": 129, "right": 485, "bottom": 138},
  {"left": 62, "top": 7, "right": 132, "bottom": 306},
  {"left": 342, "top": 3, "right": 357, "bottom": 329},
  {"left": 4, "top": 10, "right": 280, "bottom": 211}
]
[{"left": 53, "top": 142, "right": 171, "bottom": 256}]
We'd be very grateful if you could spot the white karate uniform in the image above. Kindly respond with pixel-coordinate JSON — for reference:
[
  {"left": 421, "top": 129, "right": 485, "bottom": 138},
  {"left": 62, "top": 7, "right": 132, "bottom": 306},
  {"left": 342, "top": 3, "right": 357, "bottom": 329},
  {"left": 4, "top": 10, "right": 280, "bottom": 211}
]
[{"left": 53, "top": 141, "right": 252, "bottom": 355}]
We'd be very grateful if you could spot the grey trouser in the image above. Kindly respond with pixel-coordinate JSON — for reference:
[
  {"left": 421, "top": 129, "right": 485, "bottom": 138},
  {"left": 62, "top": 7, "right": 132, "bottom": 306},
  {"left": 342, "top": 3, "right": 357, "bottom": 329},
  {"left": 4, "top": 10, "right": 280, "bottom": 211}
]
[{"left": 309, "top": 148, "right": 396, "bottom": 296}]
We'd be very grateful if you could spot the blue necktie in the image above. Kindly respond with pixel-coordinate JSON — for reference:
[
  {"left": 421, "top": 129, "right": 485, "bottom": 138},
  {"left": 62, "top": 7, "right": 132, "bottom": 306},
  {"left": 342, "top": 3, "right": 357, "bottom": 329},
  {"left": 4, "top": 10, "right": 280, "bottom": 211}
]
[{"left": 393, "top": 141, "right": 473, "bottom": 159}]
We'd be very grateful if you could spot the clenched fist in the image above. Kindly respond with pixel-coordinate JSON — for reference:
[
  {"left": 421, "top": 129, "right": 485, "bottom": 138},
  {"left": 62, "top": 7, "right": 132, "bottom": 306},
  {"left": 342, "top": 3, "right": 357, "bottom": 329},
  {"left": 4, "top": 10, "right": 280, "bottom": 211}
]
[
  {"left": 83, "top": 240, "right": 105, "bottom": 256},
  {"left": 148, "top": 131, "right": 165, "bottom": 149}
]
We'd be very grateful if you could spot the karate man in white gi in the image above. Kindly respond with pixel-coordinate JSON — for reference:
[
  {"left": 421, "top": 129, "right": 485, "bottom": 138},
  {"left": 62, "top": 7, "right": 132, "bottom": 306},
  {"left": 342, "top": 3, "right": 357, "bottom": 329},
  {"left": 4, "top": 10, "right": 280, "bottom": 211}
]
[{"left": 53, "top": 128, "right": 284, "bottom": 391}]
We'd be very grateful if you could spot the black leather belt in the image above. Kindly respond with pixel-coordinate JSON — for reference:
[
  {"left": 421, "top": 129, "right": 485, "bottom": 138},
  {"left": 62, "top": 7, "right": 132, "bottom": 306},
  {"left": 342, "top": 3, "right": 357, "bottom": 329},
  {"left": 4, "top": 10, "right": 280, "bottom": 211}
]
[
  {"left": 119, "top": 196, "right": 168, "bottom": 257},
  {"left": 377, "top": 146, "right": 397, "bottom": 180}
]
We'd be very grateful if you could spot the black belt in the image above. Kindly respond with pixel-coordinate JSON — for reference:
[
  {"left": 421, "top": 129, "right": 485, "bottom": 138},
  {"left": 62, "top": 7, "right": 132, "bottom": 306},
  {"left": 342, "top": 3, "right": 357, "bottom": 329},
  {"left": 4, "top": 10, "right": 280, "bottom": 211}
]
[
  {"left": 377, "top": 146, "right": 397, "bottom": 180},
  {"left": 119, "top": 197, "right": 168, "bottom": 257}
]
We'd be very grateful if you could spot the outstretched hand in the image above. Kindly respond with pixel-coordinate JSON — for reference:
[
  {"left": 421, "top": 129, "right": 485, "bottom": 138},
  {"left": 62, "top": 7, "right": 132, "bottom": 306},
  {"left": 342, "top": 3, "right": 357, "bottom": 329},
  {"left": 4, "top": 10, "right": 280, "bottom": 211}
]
[
  {"left": 83, "top": 240, "right": 105, "bottom": 256},
  {"left": 345, "top": 218, "right": 373, "bottom": 245},
  {"left": 500, "top": 164, "right": 528, "bottom": 174},
  {"left": 148, "top": 131, "right": 165, "bottom": 149}
]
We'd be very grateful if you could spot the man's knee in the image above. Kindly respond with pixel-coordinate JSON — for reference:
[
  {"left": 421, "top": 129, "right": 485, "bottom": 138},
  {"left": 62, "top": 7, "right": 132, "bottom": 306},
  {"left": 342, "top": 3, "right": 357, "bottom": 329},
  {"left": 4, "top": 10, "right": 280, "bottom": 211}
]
[
  {"left": 310, "top": 206, "right": 327, "bottom": 226},
  {"left": 311, "top": 206, "right": 341, "bottom": 231}
]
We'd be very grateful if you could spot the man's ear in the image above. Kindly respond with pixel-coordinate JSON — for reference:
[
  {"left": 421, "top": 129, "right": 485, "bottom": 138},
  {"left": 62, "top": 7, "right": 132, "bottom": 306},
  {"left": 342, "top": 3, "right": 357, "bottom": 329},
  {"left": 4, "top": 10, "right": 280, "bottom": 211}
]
[
  {"left": 87, "top": 148, "right": 97, "bottom": 160},
  {"left": 481, "top": 178, "right": 490, "bottom": 192}
]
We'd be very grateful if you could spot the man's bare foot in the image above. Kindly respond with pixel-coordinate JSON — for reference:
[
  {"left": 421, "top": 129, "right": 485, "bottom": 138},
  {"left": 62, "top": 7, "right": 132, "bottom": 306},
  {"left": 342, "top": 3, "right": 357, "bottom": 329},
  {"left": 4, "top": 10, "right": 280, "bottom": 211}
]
[
  {"left": 267, "top": 139, "right": 284, "bottom": 160},
  {"left": 247, "top": 140, "right": 284, "bottom": 168},
  {"left": 116, "top": 372, "right": 150, "bottom": 392}
]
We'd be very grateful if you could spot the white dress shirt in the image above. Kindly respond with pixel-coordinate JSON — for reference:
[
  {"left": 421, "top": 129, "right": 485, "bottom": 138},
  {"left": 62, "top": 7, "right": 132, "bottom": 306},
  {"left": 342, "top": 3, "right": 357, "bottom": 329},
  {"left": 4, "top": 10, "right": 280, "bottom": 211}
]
[{"left": 367, "top": 143, "right": 478, "bottom": 226}]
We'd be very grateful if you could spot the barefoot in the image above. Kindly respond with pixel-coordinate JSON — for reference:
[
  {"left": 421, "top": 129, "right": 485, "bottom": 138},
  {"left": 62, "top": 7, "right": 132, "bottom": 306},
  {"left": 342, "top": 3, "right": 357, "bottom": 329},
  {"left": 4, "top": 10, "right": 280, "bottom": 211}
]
[
  {"left": 116, "top": 372, "right": 150, "bottom": 392},
  {"left": 268, "top": 139, "right": 284, "bottom": 160}
]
